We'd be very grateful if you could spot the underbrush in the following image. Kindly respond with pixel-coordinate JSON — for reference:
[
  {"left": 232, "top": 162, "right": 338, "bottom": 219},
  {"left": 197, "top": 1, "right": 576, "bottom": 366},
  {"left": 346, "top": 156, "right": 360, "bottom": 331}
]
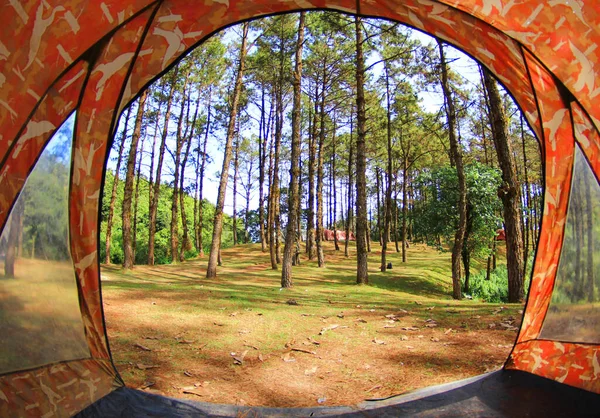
[{"left": 468, "top": 264, "right": 531, "bottom": 303}]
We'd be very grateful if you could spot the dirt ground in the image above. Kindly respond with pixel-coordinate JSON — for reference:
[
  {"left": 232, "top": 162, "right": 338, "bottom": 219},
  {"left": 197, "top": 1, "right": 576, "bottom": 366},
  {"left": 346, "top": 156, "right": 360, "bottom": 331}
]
[{"left": 102, "top": 245, "right": 522, "bottom": 408}]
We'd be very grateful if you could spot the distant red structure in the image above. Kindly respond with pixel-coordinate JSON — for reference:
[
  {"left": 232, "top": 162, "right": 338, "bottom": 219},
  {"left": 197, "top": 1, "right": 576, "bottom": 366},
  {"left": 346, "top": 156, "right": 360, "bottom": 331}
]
[
  {"left": 324, "top": 229, "right": 355, "bottom": 241},
  {"left": 495, "top": 229, "right": 506, "bottom": 241}
]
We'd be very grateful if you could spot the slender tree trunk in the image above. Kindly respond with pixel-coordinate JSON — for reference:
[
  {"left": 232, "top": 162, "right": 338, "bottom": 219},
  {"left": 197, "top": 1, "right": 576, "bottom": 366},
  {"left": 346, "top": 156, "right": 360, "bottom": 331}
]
[
  {"left": 282, "top": 12, "right": 305, "bottom": 287},
  {"left": 316, "top": 71, "right": 327, "bottom": 268},
  {"left": 306, "top": 90, "right": 318, "bottom": 259},
  {"left": 105, "top": 105, "right": 132, "bottom": 264},
  {"left": 520, "top": 115, "right": 532, "bottom": 277},
  {"left": 355, "top": 15, "right": 368, "bottom": 284},
  {"left": 381, "top": 64, "right": 393, "bottom": 271},
  {"left": 233, "top": 125, "right": 240, "bottom": 246},
  {"left": 122, "top": 90, "right": 147, "bottom": 269},
  {"left": 332, "top": 115, "right": 340, "bottom": 251},
  {"left": 438, "top": 40, "right": 464, "bottom": 299},
  {"left": 207, "top": 22, "right": 248, "bottom": 278},
  {"left": 171, "top": 70, "right": 191, "bottom": 264},
  {"left": 584, "top": 166, "right": 595, "bottom": 302},
  {"left": 196, "top": 89, "right": 212, "bottom": 257},
  {"left": 4, "top": 200, "right": 22, "bottom": 277},
  {"left": 482, "top": 68, "right": 524, "bottom": 302},
  {"left": 258, "top": 86, "right": 267, "bottom": 252},
  {"left": 394, "top": 171, "right": 400, "bottom": 253},
  {"left": 345, "top": 115, "right": 354, "bottom": 258},
  {"left": 179, "top": 91, "right": 199, "bottom": 261},
  {"left": 402, "top": 160, "right": 408, "bottom": 262},
  {"left": 132, "top": 133, "right": 145, "bottom": 263},
  {"left": 149, "top": 68, "right": 178, "bottom": 265}
]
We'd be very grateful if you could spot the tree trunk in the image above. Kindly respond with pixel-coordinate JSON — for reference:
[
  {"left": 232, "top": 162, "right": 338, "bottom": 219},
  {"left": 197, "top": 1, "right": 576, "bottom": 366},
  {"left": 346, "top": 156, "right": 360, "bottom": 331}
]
[
  {"left": 149, "top": 68, "right": 178, "bottom": 265},
  {"left": 345, "top": 114, "right": 354, "bottom": 258},
  {"left": 316, "top": 71, "right": 327, "bottom": 268},
  {"left": 105, "top": 105, "right": 132, "bottom": 264},
  {"left": 179, "top": 90, "right": 199, "bottom": 261},
  {"left": 132, "top": 132, "right": 145, "bottom": 263},
  {"left": 4, "top": 200, "right": 23, "bottom": 278},
  {"left": 122, "top": 89, "right": 147, "bottom": 269},
  {"left": 381, "top": 63, "right": 393, "bottom": 271},
  {"left": 355, "top": 15, "right": 368, "bottom": 284},
  {"left": 282, "top": 12, "right": 305, "bottom": 287},
  {"left": 332, "top": 115, "right": 340, "bottom": 252},
  {"left": 206, "top": 22, "right": 248, "bottom": 278},
  {"left": 171, "top": 70, "right": 191, "bottom": 264},
  {"left": 482, "top": 67, "right": 524, "bottom": 302},
  {"left": 196, "top": 89, "right": 212, "bottom": 257},
  {"left": 306, "top": 90, "right": 318, "bottom": 260},
  {"left": 233, "top": 123, "right": 240, "bottom": 246},
  {"left": 402, "top": 160, "right": 408, "bottom": 262},
  {"left": 438, "top": 40, "right": 464, "bottom": 300},
  {"left": 584, "top": 165, "right": 595, "bottom": 302}
]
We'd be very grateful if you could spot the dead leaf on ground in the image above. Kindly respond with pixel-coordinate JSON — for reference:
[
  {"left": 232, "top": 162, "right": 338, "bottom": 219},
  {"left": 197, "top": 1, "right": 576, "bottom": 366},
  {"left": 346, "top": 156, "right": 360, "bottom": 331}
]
[
  {"left": 284, "top": 338, "right": 296, "bottom": 348},
  {"left": 431, "top": 337, "right": 440, "bottom": 342},
  {"left": 414, "top": 301, "right": 422, "bottom": 305},
  {"left": 383, "top": 324, "right": 396, "bottom": 328},
  {"left": 178, "top": 339, "right": 195, "bottom": 344},
  {"left": 232, "top": 350, "right": 248, "bottom": 365},
  {"left": 229, "top": 312, "right": 239, "bottom": 317},
  {"left": 400, "top": 335, "right": 409, "bottom": 341},
  {"left": 287, "top": 299, "right": 298, "bottom": 305},
  {"left": 142, "top": 336, "right": 159, "bottom": 340},
  {"left": 244, "top": 344, "right": 259, "bottom": 350},
  {"left": 137, "top": 381, "right": 155, "bottom": 390},
  {"left": 425, "top": 323, "right": 438, "bottom": 328},
  {"left": 183, "top": 371, "right": 194, "bottom": 377},
  {"left": 292, "top": 347, "right": 317, "bottom": 355},
  {"left": 305, "top": 366, "right": 318, "bottom": 376},
  {"left": 401, "top": 326, "right": 419, "bottom": 331},
  {"left": 182, "top": 389, "right": 204, "bottom": 397},
  {"left": 258, "top": 353, "right": 265, "bottom": 362},
  {"left": 134, "top": 343, "right": 152, "bottom": 351},
  {"left": 337, "top": 313, "right": 344, "bottom": 318},
  {"left": 488, "top": 323, "right": 496, "bottom": 329},
  {"left": 213, "top": 322, "right": 224, "bottom": 327},
  {"left": 319, "top": 324, "right": 340, "bottom": 335},
  {"left": 308, "top": 337, "right": 321, "bottom": 345},
  {"left": 356, "top": 318, "right": 367, "bottom": 323},
  {"left": 282, "top": 352, "right": 296, "bottom": 362},
  {"left": 444, "top": 328, "right": 453, "bottom": 335},
  {"left": 372, "top": 339, "right": 386, "bottom": 345},
  {"left": 238, "top": 329, "right": 250, "bottom": 335},
  {"left": 365, "top": 384, "right": 382, "bottom": 393},
  {"left": 405, "top": 345, "right": 415, "bottom": 350},
  {"left": 136, "top": 363, "right": 159, "bottom": 370},
  {"left": 426, "top": 307, "right": 434, "bottom": 311}
]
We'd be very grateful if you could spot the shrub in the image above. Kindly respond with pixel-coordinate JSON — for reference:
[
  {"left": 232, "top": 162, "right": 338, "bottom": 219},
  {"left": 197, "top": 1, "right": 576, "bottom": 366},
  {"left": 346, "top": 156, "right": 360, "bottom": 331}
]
[{"left": 468, "top": 265, "right": 531, "bottom": 303}]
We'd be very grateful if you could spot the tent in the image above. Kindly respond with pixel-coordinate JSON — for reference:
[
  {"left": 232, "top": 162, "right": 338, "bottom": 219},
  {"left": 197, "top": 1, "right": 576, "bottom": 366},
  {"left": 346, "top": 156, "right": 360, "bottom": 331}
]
[{"left": 1, "top": 0, "right": 600, "bottom": 416}]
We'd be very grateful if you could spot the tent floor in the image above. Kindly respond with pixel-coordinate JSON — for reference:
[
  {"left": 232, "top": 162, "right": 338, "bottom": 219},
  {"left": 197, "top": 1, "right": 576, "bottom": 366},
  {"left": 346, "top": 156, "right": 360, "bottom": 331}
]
[{"left": 76, "top": 369, "right": 600, "bottom": 417}]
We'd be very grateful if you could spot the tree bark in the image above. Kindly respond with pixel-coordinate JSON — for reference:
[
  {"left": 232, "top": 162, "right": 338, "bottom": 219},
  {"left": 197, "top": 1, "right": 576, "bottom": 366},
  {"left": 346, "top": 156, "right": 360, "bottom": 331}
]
[
  {"left": 196, "top": 88, "right": 212, "bottom": 256},
  {"left": 345, "top": 114, "right": 354, "bottom": 258},
  {"left": 438, "top": 40, "right": 464, "bottom": 300},
  {"left": 306, "top": 89, "right": 318, "bottom": 260},
  {"left": 355, "top": 15, "right": 369, "bottom": 284},
  {"left": 171, "top": 70, "right": 191, "bottom": 264},
  {"left": 282, "top": 12, "right": 305, "bottom": 287},
  {"left": 206, "top": 22, "right": 248, "bottom": 278},
  {"left": 105, "top": 105, "right": 132, "bottom": 264},
  {"left": 482, "top": 67, "right": 524, "bottom": 302},
  {"left": 149, "top": 67, "right": 178, "bottom": 265},
  {"left": 179, "top": 89, "right": 199, "bottom": 261},
  {"left": 122, "top": 89, "right": 147, "bottom": 269}
]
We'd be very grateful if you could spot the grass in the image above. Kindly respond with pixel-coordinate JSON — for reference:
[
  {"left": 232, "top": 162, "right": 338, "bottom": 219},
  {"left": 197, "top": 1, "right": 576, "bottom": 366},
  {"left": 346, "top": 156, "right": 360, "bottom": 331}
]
[{"left": 101, "top": 241, "right": 523, "bottom": 408}]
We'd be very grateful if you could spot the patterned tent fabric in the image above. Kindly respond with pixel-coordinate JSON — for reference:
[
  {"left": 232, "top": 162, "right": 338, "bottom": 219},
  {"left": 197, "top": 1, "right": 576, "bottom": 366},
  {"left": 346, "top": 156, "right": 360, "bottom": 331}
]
[{"left": 1, "top": 0, "right": 600, "bottom": 416}]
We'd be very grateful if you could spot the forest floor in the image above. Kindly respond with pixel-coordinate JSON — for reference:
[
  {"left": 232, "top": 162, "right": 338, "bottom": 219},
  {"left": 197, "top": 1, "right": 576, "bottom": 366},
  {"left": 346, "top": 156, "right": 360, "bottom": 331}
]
[{"left": 101, "top": 242, "right": 523, "bottom": 408}]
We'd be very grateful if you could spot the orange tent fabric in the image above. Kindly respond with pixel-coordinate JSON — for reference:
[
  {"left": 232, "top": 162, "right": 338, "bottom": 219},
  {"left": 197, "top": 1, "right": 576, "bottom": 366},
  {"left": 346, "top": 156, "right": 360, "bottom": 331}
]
[{"left": 1, "top": 1, "right": 600, "bottom": 416}]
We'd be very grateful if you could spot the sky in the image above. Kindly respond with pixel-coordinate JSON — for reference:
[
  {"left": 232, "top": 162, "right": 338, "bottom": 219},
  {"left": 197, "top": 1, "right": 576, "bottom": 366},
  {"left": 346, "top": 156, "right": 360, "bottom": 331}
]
[{"left": 56, "top": 17, "right": 487, "bottom": 218}]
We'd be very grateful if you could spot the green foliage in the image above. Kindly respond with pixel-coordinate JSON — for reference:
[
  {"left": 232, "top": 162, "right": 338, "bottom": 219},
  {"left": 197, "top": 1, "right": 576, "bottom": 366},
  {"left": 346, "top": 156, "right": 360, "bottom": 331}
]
[
  {"left": 469, "top": 265, "right": 532, "bottom": 303},
  {"left": 414, "top": 162, "right": 503, "bottom": 258},
  {"left": 100, "top": 173, "right": 234, "bottom": 265}
]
